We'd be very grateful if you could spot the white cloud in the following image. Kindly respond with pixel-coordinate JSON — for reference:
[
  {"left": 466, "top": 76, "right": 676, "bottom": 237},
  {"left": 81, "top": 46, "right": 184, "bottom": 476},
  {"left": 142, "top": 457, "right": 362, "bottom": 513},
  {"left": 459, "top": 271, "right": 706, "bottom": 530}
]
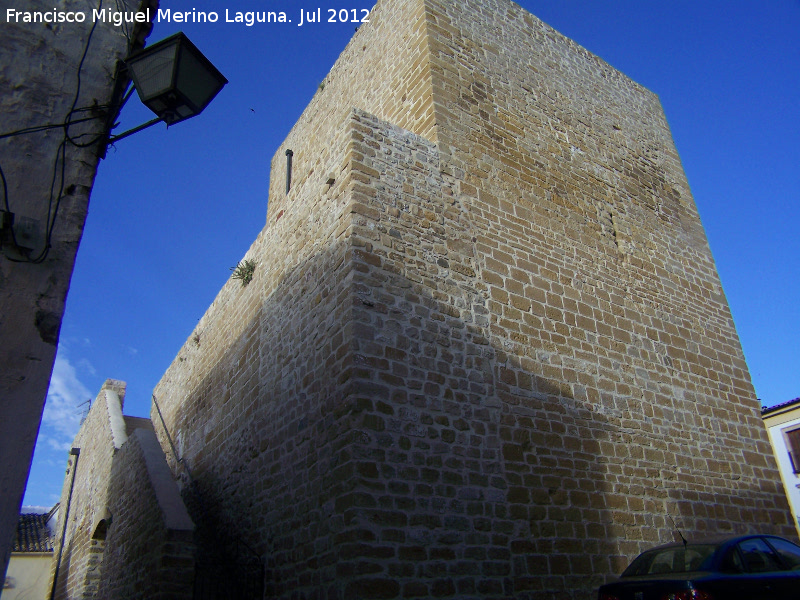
[
  {"left": 20, "top": 506, "right": 51, "bottom": 515},
  {"left": 46, "top": 437, "right": 73, "bottom": 453},
  {"left": 41, "top": 351, "right": 93, "bottom": 446},
  {"left": 77, "top": 357, "right": 97, "bottom": 376}
]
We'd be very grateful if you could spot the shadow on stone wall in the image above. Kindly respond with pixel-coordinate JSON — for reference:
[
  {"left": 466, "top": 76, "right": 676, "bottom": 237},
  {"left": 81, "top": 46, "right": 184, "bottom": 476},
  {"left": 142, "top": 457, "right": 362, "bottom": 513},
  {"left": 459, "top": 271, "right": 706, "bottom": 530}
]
[
  {"left": 151, "top": 234, "right": 632, "bottom": 600},
  {"left": 51, "top": 536, "right": 75, "bottom": 600},
  {"left": 149, "top": 106, "right": 795, "bottom": 600}
]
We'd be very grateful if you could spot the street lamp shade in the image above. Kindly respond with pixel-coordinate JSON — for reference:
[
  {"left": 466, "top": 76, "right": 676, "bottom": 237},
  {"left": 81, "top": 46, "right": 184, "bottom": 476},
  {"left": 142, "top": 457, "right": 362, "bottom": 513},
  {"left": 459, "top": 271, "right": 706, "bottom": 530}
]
[{"left": 125, "top": 32, "right": 228, "bottom": 126}]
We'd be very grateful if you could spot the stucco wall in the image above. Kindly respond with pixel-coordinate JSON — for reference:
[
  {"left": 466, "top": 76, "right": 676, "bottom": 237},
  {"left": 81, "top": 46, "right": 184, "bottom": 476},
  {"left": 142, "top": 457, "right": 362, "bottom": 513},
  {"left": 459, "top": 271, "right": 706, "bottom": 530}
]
[
  {"left": 764, "top": 409, "right": 800, "bottom": 539},
  {"left": 5, "top": 552, "right": 53, "bottom": 600}
]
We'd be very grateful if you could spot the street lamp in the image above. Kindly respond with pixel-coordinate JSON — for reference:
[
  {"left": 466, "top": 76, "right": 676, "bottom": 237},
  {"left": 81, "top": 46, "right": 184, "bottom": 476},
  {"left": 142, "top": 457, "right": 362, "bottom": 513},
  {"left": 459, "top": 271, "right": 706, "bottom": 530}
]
[
  {"left": 1, "top": 32, "right": 228, "bottom": 259},
  {"left": 108, "top": 32, "right": 228, "bottom": 144}
]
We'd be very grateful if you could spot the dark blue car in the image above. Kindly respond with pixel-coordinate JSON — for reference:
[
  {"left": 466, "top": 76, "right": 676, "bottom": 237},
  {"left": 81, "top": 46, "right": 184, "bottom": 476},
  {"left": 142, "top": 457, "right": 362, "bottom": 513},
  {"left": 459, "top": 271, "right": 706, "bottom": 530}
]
[{"left": 597, "top": 534, "right": 800, "bottom": 600}]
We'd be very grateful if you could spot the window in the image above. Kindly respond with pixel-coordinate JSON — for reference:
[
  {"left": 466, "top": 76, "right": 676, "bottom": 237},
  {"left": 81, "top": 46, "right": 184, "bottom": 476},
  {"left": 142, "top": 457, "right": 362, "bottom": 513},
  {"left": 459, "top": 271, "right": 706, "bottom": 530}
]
[
  {"left": 623, "top": 546, "right": 717, "bottom": 576},
  {"left": 784, "top": 428, "right": 800, "bottom": 473},
  {"left": 720, "top": 546, "right": 745, "bottom": 573},
  {"left": 737, "top": 538, "right": 782, "bottom": 573},
  {"left": 765, "top": 536, "right": 800, "bottom": 570}
]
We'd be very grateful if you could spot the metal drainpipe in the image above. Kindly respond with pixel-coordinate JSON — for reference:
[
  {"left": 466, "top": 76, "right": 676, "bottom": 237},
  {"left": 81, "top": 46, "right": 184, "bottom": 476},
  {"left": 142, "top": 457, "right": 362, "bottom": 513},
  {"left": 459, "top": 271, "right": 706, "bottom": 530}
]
[
  {"left": 152, "top": 394, "right": 193, "bottom": 482},
  {"left": 49, "top": 448, "right": 80, "bottom": 600},
  {"left": 285, "top": 149, "right": 293, "bottom": 194}
]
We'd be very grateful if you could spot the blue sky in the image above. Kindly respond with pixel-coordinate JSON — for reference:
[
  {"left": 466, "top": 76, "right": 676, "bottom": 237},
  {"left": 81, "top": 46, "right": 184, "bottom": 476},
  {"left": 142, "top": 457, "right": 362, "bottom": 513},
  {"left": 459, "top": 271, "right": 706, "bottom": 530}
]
[{"left": 21, "top": 0, "right": 800, "bottom": 507}]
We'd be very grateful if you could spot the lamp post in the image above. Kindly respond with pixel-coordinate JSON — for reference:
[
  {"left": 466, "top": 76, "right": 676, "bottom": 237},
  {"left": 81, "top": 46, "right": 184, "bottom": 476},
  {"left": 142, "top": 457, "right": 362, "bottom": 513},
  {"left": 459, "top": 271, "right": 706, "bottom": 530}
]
[
  {"left": 1, "top": 32, "right": 227, "bottom": 256},
  {"left": 108, "top": 32, "right": 228, "bottom": 144}
]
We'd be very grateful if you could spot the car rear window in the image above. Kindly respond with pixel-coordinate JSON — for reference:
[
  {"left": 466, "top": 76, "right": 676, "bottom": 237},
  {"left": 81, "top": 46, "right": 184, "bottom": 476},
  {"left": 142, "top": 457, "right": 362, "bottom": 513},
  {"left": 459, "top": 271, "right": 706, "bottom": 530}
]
[
  {"left": 622, "top": 545, "right": 717, "bottom": 576},
  {"left": 765, "top": 537, "right": 800, "bottom": 570},
  {"left": 737, "top": 538, "right": 782, "bottom": 573}
]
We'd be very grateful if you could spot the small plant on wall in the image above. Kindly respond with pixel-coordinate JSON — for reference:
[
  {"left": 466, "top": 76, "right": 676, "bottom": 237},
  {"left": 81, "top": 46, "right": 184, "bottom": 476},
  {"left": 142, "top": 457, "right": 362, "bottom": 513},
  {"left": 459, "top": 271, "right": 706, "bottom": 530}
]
[{"left": 230, "top": 259, "right": 256, "bottom": 287}]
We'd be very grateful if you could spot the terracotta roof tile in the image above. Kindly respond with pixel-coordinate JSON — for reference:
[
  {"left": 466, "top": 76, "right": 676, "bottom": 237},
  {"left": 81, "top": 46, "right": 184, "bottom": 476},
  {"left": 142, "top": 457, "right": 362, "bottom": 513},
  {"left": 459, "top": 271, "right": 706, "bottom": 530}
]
[{"left": 13, "top": 513, "right": 54, "bottom": 553}]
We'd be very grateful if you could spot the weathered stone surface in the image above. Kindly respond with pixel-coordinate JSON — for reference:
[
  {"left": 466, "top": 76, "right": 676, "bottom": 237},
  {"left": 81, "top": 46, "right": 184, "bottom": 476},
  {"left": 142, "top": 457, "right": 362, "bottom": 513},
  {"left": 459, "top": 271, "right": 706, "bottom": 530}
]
[
  {"left": 51, "top": 380, "right": 195, "bottom": 600},
  {"left": 148, "top": 0, "right": 793, "bottom": 598}
]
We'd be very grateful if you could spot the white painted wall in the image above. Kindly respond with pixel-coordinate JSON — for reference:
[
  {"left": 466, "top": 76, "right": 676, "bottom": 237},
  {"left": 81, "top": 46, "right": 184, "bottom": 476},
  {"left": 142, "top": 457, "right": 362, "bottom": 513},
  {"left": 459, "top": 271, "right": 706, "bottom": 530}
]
[
  {"left": 765, "top": 415, "right": 800, "bottom": 538},
  {"left": 4, "top": 553, "right": 53, "bottom": 600}
]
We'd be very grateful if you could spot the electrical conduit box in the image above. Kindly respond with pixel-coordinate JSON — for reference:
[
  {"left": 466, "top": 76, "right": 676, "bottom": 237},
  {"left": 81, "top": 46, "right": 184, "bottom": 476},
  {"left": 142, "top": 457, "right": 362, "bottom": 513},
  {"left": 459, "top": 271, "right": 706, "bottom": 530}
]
[{"left": 0, "top": 211, "right": 43, "bottom": 253}]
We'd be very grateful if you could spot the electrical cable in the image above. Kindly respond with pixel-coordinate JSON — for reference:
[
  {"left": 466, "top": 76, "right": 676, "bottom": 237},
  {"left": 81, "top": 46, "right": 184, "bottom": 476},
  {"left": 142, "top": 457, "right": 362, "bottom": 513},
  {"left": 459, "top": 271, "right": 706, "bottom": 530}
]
[
  {"left": 114, "top": 0, "right": 134, "bottom": 51},
  {"left": 3, "top": 0, "right": 104, "bottom": 263},
  {"left": 0, "top": 114, "right": 103, "bottom": 141},
  {"left": 63, "top": 0, "right": 105, "bottom": 150},
  {"left": 0, "top": 161, "right": 21, "bottom": 249},
  {"left": 65, "top": 110, "right": 108, "bottom": 148}
]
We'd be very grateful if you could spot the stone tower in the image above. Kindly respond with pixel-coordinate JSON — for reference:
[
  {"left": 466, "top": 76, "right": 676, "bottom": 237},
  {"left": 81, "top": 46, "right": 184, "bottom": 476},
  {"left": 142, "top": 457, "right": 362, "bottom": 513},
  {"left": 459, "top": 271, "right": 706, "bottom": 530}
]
[{"left": 150, "top": 0, "right": 793, "bottom": 597}]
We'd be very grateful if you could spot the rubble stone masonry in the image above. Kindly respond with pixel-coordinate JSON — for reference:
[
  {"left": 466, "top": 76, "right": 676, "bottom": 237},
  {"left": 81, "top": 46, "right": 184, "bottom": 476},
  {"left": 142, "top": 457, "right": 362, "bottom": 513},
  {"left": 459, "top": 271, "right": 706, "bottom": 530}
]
[
  {"left": 52, "top": 380, "right": 194, "bottom": 600},
  {"left": 94, "top": 428, "right": 195, "bottom": 600},
  {"left": 151, "top": 0, "right": 794, "bottom": 597},
  {"left": 52, "top": 381, "right": 127, "bottom": 600}
]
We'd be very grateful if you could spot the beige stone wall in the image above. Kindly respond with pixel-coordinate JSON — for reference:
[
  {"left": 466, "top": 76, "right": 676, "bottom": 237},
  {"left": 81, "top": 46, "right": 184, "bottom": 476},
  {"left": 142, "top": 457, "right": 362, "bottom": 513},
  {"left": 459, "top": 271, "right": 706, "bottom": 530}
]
[
  {"left": 340, "top": 107, "right": 793, "bottom": 596},
  {"left": 52, "top": 380, "right": 194, "bottom": 600},
  {"left": 96, "top": 429, "right": 194, "bottom": 600},
  {"left": 150, "top": 0, "right": 793, "bottom": 597},
  {"left": 52, "top": 381, "right": 125, "bottom": 600},
  {"left": 266, "top": 0, "right": 436, "bottom": 228},
  {"left": 423, "top": 0, "right": 790, "bottom": 552},
  {"left": 152, "top": 105, "right": 359, "bottom": 593}
]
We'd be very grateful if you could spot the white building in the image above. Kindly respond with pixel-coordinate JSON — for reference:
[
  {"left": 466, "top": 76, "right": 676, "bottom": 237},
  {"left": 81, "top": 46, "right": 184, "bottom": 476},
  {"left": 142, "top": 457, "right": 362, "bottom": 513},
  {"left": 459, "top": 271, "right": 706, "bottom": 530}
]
[{"left": 763, "top": 398, "right": 800, "bottom": 540}]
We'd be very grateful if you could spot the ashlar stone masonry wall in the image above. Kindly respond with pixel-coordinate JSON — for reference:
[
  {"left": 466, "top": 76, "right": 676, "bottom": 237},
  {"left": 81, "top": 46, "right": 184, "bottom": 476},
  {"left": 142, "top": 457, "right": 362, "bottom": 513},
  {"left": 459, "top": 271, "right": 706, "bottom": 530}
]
[
  {"left": 52, "top": 381, "right": 127, "bottom": 600},
  {"left": 96, "top": 428, "right": 195, "bottom": 600},
  {"left": 421, "top": 0, "right": 791, "bottom": 552},
  {"left": 150, "top": 0, "right": 793, "bottom": 598},
  {"left": 52, "top": 380, "right": 194, "bottom": 600}
]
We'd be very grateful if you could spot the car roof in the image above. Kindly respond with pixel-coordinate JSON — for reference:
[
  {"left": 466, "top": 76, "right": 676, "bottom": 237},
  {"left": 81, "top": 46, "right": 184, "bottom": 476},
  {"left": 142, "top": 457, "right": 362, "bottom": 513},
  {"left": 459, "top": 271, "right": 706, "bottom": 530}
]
[{"left": 638, "top": 534, "right": 793, "bottom": 553}]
